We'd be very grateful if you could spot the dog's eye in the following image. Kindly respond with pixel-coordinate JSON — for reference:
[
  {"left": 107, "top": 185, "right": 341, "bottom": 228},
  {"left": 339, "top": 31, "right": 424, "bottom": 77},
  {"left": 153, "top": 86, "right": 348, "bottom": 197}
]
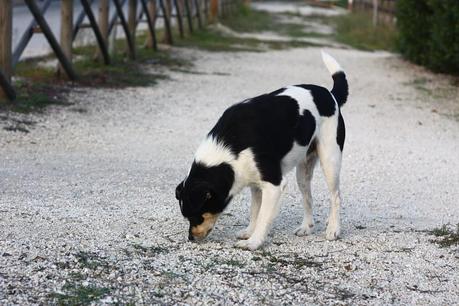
[{"left": 205, "top": 192, "right": 212, "bottom": 200}]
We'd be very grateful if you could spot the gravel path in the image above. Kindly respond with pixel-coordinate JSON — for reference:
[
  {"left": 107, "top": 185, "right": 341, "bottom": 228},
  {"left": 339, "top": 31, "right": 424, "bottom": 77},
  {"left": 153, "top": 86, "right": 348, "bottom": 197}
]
[{"left": 1, "top": 2, "right": 459, "bottom": 305}]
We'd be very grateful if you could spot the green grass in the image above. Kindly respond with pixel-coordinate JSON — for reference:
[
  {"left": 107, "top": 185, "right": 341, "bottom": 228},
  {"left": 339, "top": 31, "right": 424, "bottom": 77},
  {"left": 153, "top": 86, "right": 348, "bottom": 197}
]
[
  {"left": 335, "top": 0, "right": 349, "bottom": 8},
  {"left": 220, "top": 258, "right": 245, "bottom": 268},
  {"left": 131, "top": 243, "right": 169, "bottom": 256},
  {"left": 50, "top": 283, "right": 110, "bottom": 305},
  {"left": 176, "top": 26, "right": 323, "bottom": 53},
  {"left": 430, "top": 224, "right": 459, "bottom": 248},
  {"left": 0, "top": 80, "right": 71, "bottom": 114},
  {"left": 221, "top": 4, "right": 276, "bottom": 33},
  {"left": 331, "top": 12, "right": 398, "bottom": 51},
  {"left": 72, "top": 43, "right": 183, "bottom": 88},
  {"left": 221, "top": 3, "right": 330, "bottom": 39},
  {"left": 0, "top": 60, "right": 71, "bottom": 113},
  {"left": 75, "top": 251, "right": 110, "bottom": 270}
]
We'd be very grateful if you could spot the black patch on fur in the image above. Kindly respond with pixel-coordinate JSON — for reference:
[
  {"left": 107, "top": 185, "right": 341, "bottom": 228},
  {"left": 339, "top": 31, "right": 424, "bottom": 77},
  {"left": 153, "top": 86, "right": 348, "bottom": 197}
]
[
  {"left": 337, "top": 111, "right": 345, "bottom": 151},
  {"left": 295, "top": 84, "right": 336, "bottom": 117},
  {"left": 209, "top": 93, "right": 314, "bottom": 186},
  {"left": 295, "top": 110, "right": 316, "bottom": 146},
  {"left": 331, "top": 72, "right": 348, "bottom": 107},
  {"left": 177, "top": 162, "right": 234, "bottom": 219}
]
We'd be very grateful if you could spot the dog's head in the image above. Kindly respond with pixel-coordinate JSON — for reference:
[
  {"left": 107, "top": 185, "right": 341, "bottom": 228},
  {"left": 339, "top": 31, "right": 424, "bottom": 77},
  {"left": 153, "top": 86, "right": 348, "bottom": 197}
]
[{"left": 175, "top": 179, "right": 224, "bottom": 241}]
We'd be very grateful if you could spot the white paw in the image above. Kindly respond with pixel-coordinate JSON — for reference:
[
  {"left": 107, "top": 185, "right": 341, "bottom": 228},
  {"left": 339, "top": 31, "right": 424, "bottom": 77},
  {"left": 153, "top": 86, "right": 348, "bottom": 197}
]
[
  {"left": 294, "top": 223, "right": 314, "bottom": 237},
  {"left": 236, "top": 228, "right": 253, "bottom": 240},
  {"left": 326, "top": 224, "right": 340, "bottom": 240},
  {"left": 234, "top": 237, "right": 264, "bottom": 250}
]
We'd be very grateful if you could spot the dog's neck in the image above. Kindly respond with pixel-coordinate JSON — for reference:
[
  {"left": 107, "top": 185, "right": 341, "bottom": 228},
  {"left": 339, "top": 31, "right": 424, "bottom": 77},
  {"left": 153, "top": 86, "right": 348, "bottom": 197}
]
[
  {"left": 194, "top": 136, "right": 235, "bottom": 166},
  {"left": 194, "top": 136, "right": 261, "bottom": 198}
]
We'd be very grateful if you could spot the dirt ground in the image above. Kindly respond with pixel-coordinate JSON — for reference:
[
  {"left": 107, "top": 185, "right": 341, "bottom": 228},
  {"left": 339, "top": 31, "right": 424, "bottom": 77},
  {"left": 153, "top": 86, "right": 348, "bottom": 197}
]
[{"left": 1, "top": 2, "right": 458, "bottom": 305}]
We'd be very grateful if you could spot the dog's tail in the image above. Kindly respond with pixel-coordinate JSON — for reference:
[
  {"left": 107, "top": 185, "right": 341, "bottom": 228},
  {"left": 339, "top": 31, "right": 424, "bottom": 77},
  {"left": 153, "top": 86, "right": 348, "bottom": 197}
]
[{"left": 321, "top": 51, "right": 348, "bottom": 107}]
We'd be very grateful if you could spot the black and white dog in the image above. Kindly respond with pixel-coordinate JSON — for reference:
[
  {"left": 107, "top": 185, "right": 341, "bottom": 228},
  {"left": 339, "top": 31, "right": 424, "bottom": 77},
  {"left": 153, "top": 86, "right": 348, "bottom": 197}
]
[{"left": 175, "top": 51, "right": 348, "bottom": 250}]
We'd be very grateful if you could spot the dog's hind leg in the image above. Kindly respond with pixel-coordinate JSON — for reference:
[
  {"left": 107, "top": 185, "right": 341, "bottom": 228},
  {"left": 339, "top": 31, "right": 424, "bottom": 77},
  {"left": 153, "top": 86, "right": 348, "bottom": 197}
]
[
  {"left": 317, "top": 119, "right": 343, "bottom": 240},
  {"left": 235, "top": 182, "right": 283, "bottom": 250},
  {"left": 295, "top": 151, "right": 318, "bottom": 236},
  {"left": 237, "top": 187, "right": 262, "bottom": 240}
]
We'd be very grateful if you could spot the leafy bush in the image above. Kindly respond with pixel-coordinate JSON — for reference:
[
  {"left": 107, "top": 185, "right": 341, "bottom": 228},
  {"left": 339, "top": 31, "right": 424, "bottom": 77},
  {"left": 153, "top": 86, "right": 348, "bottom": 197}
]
[{"left": 396, "top": 0, "right": 459, "bottom": 74}]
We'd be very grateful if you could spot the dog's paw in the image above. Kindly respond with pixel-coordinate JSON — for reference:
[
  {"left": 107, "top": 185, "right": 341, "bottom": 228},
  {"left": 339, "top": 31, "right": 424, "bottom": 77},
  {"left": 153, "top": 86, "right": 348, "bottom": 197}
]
[
  {"left": 234, "top": 237, "right": 263, "bottom": 251},
  {"left": 325, "top": 224, "right": 340, "bottom": 240},
  {"left": 236, "top": 228, "right": 252, "bottom": 240},
  {"left": 294, "top": 224, "right": 314, "bottom": 237}
]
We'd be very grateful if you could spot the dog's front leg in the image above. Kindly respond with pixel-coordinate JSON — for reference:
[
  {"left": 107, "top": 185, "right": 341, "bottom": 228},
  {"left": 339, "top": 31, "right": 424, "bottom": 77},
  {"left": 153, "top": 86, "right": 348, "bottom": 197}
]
[
  {"left": 235, "top": 182, "right": 283, "bottom": 250},
  {"left": 237, "top": 187, "right": 262, "bottom": 240}
]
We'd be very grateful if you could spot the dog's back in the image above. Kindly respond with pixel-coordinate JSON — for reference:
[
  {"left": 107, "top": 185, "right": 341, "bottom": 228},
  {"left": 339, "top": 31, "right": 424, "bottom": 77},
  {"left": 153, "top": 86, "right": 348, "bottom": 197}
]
[{"left": 203, "top": 51, "right": 348, "bottom": 186}]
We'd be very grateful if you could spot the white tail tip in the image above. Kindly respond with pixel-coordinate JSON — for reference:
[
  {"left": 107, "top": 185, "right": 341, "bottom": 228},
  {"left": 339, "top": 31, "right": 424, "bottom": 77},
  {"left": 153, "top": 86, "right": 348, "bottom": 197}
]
[{"left": 321, "top": 50, "right": 343, "bottom": 75}]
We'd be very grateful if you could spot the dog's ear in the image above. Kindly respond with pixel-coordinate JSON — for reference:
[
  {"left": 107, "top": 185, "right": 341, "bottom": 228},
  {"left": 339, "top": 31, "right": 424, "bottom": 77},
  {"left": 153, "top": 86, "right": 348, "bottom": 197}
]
[{"left": 175, "top": 181, "right": 184, "bottom": 200}]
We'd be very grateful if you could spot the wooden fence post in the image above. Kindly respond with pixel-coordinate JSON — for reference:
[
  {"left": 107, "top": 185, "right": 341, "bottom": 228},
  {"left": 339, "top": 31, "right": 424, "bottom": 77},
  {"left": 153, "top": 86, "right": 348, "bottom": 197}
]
[
  {"left": 146, "top": 0, "right": 158, "bottom": 48},
  {"left": 210, "top": 0, "right": 218, "bottom": 23},
  {"left": 128, "top": 0, "right": 137, "bottom": 58},
  {"left": 184, "top": 0, "right": 193, "bottom": 33},
  {"left": 203, "top": 0, "right": 209, "bottom": 24},
  {"left": 160, "top": 0, "right": 173, "bottom": 44},
  {"left": 166, "top": 0, "right": 173, "bottom": 22},
  {"left": 174, "top": 0, "right": 185, "bottom": 38},
  {"left": 59, "top": 0, "right": 73, "bottom": 77},
  {"left": 98, "top": 0, "right": 109, "bottom": 60},
  {"left": 0, "top": 0, "right": 13, "bottom": 100},
  {"left": 194, "top": 0, "right": 203, "bottom": 29},
  {"left": 373, "top": 0, "right": 378, "bottom": 26}
]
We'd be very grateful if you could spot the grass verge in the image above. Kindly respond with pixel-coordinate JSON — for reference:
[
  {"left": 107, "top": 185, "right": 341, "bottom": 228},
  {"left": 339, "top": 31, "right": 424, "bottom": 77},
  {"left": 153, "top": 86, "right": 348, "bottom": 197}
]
[
  {"left": 331, "top": 12, "right": 398, "bottom": 51},
  {"left": 221, "top": 3, "right": 330, "bottom": 39},
  {"left": 176, "top": 27, "right": 322, "bottom": 52},
  {"left": 429, "top": 224, "right": 459, "bottom": 248},
  {"left": 219, "top": 3, "right": 396, "bottom": 52},
  {"left": 0, "top": 35, "right": 192, "bottom": 114}
]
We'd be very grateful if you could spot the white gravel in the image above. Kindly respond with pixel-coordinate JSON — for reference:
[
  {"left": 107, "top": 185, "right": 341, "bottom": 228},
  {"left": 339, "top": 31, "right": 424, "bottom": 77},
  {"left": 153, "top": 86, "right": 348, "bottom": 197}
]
[{"left": 1, "top": 2, "right": 459, "bottom": 305}]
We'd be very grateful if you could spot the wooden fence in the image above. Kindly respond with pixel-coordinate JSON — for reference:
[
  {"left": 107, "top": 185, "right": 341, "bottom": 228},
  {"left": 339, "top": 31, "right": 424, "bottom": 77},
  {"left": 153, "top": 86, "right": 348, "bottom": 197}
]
[
  {"left": 349, "top": 0, "right": 396, "bottom": 25},
  {"left": 0, "top": 0, "right": 239, "bottom": 101}
]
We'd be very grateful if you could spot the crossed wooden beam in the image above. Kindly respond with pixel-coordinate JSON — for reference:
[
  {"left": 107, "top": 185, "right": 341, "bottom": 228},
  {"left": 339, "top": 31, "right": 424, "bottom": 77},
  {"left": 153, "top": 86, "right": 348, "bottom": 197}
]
[{"left": 12, "top": 0, "right": 173, "bottom": 79}]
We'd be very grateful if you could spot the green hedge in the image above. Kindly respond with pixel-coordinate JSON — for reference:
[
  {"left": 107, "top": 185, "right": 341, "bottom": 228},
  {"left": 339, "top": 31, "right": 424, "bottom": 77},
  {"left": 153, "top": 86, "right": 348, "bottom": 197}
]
[{"left": 396, "top": 0, "right": 459, "bottom": 74}]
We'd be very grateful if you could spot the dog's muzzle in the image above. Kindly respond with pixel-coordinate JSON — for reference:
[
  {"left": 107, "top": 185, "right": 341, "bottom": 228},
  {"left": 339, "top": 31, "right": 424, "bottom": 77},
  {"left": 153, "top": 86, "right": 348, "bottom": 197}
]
[
  {"left": 187, "top": 213, "right": 219, "bottom": 241},
  {"left": 188, "top": 227, "right": 212, "bottom": 241}
]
